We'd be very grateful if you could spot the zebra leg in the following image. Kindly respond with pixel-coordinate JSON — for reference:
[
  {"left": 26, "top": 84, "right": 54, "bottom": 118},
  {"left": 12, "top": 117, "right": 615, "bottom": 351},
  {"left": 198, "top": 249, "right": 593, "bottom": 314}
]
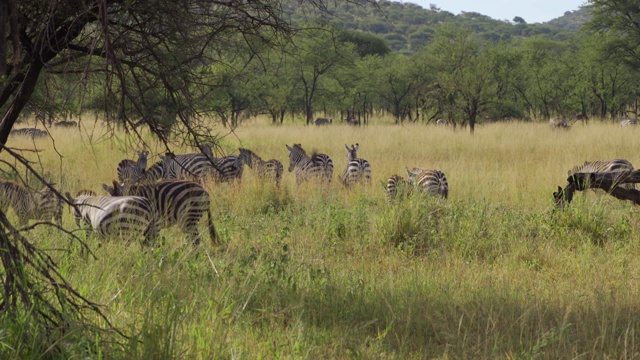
[{"left": 206, "top": 209, "right": 218, "bottom": 245}]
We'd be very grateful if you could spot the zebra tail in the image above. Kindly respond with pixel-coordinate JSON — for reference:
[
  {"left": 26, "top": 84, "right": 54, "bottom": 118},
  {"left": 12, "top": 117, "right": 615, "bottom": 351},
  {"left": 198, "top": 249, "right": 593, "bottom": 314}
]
[{"left": 207, "top": 208, "right": 219, "bottom": 245}]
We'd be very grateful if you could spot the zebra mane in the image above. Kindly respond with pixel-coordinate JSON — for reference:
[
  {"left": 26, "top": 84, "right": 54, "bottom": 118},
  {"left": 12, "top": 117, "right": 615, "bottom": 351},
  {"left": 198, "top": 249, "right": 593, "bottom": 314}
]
[{"left": 76, "top": 189, "right": 96, "bottom": 197}]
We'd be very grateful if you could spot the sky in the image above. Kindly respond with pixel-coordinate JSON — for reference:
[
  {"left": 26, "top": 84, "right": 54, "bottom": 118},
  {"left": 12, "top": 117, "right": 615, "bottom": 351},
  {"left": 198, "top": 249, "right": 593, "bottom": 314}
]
[{"left": 410, "top": 0, "right": 588, "bottom": 24}]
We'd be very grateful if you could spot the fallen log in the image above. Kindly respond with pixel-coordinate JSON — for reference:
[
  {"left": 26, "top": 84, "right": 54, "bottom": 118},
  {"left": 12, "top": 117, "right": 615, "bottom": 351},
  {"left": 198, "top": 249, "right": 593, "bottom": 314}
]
[{"left": 554, "top": 170, "right": 640, "bottom": 206}]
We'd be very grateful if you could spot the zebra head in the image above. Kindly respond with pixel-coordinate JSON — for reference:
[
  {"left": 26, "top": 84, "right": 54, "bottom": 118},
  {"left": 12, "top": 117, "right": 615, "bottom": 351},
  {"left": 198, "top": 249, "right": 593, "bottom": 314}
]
[
  {"left": 553, "top": 185, "right": 573, "bottom": 207},
  {"left": 345, "top": 144, "right": 359, "bottom": 162},
  {"left": 286, "top": 144, "right": 306, "bottom": 172},
  {"left": 198, "top": 144, "right": 213, "bottom": 158},
  {"left": 136, "top": 150, "right": 149, "bottom": 170}
]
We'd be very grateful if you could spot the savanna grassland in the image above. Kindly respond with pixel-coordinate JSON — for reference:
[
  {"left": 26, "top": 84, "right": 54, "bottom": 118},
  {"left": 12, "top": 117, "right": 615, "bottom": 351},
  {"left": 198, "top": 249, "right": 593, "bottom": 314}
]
[{"left": 4, "top": 118, "right": 640, "bottom": 359}]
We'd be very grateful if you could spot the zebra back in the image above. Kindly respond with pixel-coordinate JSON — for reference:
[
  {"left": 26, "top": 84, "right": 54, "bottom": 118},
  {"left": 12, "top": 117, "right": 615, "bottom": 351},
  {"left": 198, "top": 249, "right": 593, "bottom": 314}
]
[
  {"left": 160, "top": 152, "right": 216, "bottom": 182},
  {"left": 71, "top": 193, "right": 156, "bottom": 242},
  {"left": 214, "top": 155, "right": 243, "bottom": 183},
  {"left": 103, "top": 180, "right": 217, "bottom": 245},
  {"left": 341, "top": 144, "right": 372, "bottom": 187},
  {"left": 568, "top": 159, "right": 634, "bottom": 176},
  {"left": 406, "top": 167, "right": 449, "bottom": 199},
  {"left": 620, "top": 119, "right": 638, "bottom": 127},
  {"left": 10, "top": 128, "right": 48, "bottom": 139},
  {"left": 286, "top": 144, "right": 333, "bottom": 184},
  {"left": 568, "top": 159, "right": 635, "bottom": 190}
]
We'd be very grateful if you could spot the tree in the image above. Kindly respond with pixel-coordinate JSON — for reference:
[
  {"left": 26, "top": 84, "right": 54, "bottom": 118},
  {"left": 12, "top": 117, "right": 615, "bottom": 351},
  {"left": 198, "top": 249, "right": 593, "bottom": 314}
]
[
  {"left": 290, "top": 26, "right": 356, "bottom": 124},
  {"left": 587, "top": 0, "right": 640, "bottom": 72},
  {"left": 424, "top": 25, "right": 498, "bottom": 133},
  {"left": 513, "top": 16, "right": 526, "bottom": 24},
  {"left": 0, "top": 0, "right": 375, "bottom": 347}
]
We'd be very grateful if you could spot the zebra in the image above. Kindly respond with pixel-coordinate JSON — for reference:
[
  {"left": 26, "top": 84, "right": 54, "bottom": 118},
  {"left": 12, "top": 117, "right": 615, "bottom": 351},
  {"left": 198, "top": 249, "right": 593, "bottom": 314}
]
[
  {"left": 550, "top": 118, "right": 570, "bottom": 130},
  {"left": 10, "top": 128, "right": 48, "bottom": 139},
  {"left": 0, "top": 180, "right": 62, "bottom": 226},
  {"left": 68, "top": 190, "right": 156, "bottom": 243},
  {"left": 554, "top": 159, "right": 635, "bottom": 206},
  {"left": 53, "top": 120, "right": 78, "bottom": 128},
  {"left": 405, "top": 167, "right": 449, "bottom": 199},
  {"left": 159, "top": 152, "right": 217, "bottom": 182},
  {"left": 341, "top": 144, "right": 371, "bottom": 187},
  {"left": 285, "top": 144, "right": 333, "bottom": 185},
  {"left": 197, "top": 144, "right": 244, "bottom": 182},
  {"left": 435, "top": 118, "right": 446, "bottom": 126},
  {"left": 346, "top": 118, "right": 360, "bottom": 126},
  {"left": 620, "top": 119, "right": 638, "bottom": 127},
  {"left": 314, "top": 118, "right": 332, "bottom": 126},
  {"left": 117, "top": 150, "right": 149, "bottom": 184},
  {"left": 238, "top": 148, "right": 283, "bottom": 186},
  {"left": 102, "top": 180, "right": 217, "bottom": 245},
  {"left": 386, "top": 174, "right": 409, "bottom": 201}
]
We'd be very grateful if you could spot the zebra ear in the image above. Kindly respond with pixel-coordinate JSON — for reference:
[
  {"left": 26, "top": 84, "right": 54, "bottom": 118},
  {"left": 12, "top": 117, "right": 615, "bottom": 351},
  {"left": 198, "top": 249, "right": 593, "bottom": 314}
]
[
  {"left": 405, "top": 167, "right": 412, "bottom": 176},
  {"left": 286, "top": 144, "right": 293, "bottom": 152},
  {"left": 354, "top": 143, "right": 359, "bottom": 151},
  {"left": 102, "top": 183, "right": 114, "bottom": 195},
  {"left": 64, "top": 192, "right": 74, "bottom": 202},
  {"left": 344, "top": 144, "right": 350, "bottom": 151}
]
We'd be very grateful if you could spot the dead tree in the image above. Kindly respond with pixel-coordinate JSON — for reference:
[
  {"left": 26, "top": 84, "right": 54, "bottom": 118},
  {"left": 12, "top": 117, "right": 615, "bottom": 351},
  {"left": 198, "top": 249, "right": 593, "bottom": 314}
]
[{"left": 554, "top": 170, "right": 640, "bottom": 207}]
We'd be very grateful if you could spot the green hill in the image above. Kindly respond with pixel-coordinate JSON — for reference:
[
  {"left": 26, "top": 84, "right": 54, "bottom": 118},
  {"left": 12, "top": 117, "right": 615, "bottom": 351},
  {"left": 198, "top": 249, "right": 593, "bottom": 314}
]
[{"left": 285, "top": 0, "right": 586, "bottom": 53}]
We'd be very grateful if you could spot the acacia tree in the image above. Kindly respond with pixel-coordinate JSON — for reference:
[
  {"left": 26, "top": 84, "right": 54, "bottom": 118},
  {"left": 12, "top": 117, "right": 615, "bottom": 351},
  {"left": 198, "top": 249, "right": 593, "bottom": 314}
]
[
  {"left": 290, "top": 25, "right": 356, "bottom": 124},
  {"left": 425, "top": 25, "right": 497, "bottom": 133},
  {"left": 0, "top": 0, "right": 374, "bottom": 347}
]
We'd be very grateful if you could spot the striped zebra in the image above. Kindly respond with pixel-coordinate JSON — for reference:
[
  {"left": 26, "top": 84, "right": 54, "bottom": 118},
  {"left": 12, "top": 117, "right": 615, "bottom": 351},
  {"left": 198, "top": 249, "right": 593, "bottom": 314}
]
[
  {"left": 238, "top": 148, "right": 283, "bottom": 186},
  {"left": 198, "top": 144, "right": 243, "bottom": 183},
  {"left": 341, "top": 144, "right": 371, "bottom": 187},
  {"left": 554, "top": 159, "right": 635, "bottom": 206},
  {"left": 620, "top": 119, "right": 638, "bottom": 127},
  {"left": 386, "top": 174, "right": 409, "bottom": 201},
  {"left": 102, "top": 180, "right": 217, "bottom": 245},
  {"left": 53, "top": 120, "right": 78, "bottom": 128},
  {"left": 285, "top": 144, "right": 333, "bottom": 185},
  {"left": 117, "top": 150, "right": 149, "bottom": 184},
  {"left": 405, "top": 167, "right": 449, "bottom": 199},
  {"left": 68, "top": 190, "right": 156, "bottom": 243},
  {"left": 314, "top": 118, "right": 332, "bottom": 126},
  {"left": 550, "top": 118, "right": 570, "bottom": 130},
  {"left": 159, "top": 152, "right": 216, "bottom": 182},
  {"left": 0, "top": 180, "right": 62, "bottom": 226},
  {"left": 10, "top": 128, "right": 48, "bottom": 139}
]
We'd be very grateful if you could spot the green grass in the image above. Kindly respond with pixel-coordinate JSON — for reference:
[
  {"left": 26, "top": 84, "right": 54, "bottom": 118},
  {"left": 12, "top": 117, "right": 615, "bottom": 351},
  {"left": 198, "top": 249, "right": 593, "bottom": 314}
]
[{"left": 2, "top": 119, "right": 640, "bottom": 358}]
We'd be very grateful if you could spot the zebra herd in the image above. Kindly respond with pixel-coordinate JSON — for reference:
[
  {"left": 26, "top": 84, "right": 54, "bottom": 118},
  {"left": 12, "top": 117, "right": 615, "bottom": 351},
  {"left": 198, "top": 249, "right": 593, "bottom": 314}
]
[
  {"left": 4, "top": 133, "right": 635, "bottom": 245},
  {"left": 0, "top": 142, "right": 451, "bottom": 245}
]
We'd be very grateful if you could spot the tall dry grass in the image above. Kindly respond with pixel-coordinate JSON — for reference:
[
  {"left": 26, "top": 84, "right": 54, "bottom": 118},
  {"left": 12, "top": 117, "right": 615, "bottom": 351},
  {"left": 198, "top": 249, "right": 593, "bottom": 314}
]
[{"left": 2, "top": 118, "right": 640, "bottom": 358}]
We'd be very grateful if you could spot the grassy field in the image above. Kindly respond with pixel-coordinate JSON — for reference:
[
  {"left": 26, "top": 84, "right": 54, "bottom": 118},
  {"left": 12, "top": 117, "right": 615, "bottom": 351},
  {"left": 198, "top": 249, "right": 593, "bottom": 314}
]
[{"left": 3, "top": 119, "right": 640, "bottom": 359}]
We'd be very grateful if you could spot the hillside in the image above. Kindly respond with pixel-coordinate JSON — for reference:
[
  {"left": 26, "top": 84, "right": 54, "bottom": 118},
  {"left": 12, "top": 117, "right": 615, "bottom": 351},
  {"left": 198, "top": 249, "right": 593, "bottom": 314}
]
[{"left": 285, "top": 0, "right": 587, "bottom": 53}]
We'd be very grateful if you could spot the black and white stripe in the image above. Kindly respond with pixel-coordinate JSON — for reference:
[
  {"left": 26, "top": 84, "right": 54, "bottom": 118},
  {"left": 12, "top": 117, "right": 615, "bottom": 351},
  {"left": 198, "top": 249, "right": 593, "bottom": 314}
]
[
  {"left": 117, "top": 150, "right": 149, "bottom": 184},
  {"left": 159, "top": 152, "right": 216, "bottom": 182},
  {"left": 386, "top": 175, "right": 409, "bottom": 201},
  {"left": 198, "top": 144, "right": 243, "bottom": 183},
  {"left": 0, "top": 180, "right": 62, "bottom": 226},
  {"left": 405, "top": 167, "right": 449, "bottom": 198},
  {"left": 620, "top": 119, "right": 638, "bottom": 127},
  {"left": 341, "top": 144, "right": 372, "bottom": 187},
  {"left": 103, "top": 180, "right": 217, "bottom": 245},
  {"left": 285, "top": 144, "right": 333, "bottom": 185},
  {"left": 238, "top": 148, "right": 283, "bottom": 186},
  {"left": 69, "top": 190, "right": 156, "bottom": 242},
  {"left": 10, "top": 128, "right": 48, "bottom": 139},
  {"left": 53, "top": 120, "right": 78, "bottom": 128},
  {"left": 568, "top": 159, "right": 635, "bottom": 189}
]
